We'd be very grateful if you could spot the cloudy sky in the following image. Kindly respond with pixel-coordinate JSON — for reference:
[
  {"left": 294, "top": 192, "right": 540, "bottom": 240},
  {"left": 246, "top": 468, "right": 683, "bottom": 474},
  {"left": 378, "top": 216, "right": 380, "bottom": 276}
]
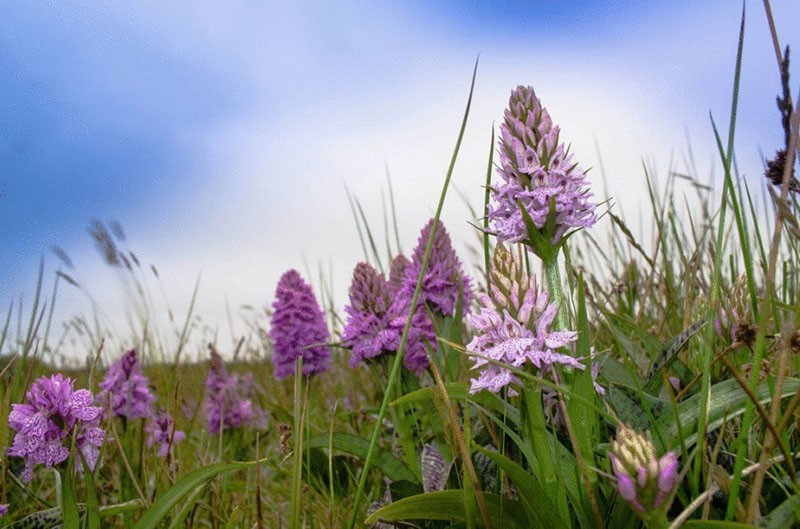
[{"left": 1, "top": 1, "right": 797, "bottom": 359}]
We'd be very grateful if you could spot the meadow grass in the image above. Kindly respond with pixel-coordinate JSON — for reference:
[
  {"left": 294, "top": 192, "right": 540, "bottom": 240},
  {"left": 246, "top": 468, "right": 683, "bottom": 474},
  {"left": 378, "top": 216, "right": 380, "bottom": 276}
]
[{"left": 1, "top": 5, "right": 800, "bottom": 528}]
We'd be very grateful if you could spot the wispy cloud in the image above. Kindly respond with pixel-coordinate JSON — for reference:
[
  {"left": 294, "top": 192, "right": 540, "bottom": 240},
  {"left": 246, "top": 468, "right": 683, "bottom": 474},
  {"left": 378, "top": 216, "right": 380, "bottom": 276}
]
[{"left": 2, "top": 1, "right": 797, "bottom": 358}]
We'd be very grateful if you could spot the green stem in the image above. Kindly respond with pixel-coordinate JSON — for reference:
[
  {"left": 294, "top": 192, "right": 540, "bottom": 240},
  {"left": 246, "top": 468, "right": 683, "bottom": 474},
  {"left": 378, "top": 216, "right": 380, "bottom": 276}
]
[
  {"left": 522, "top": 386, "right": 556, "bottom": 491},
  {"left": 290, "top": 358, "right": 304, "bottom": 529},
  {"left": 543, "top": 253, "right": 569, "bottom": 332},
  {"left": 642, "top": 512, "right": 670, "bottom": 529}
]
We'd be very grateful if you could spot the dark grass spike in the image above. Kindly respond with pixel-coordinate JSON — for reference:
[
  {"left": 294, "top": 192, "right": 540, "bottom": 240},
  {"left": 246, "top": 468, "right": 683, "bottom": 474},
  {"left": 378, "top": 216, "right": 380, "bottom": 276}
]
[
  {"left": 88, "top": 220, "right": 119, "bottom": 267},
  {"left": 606, "top": 211, "right": 654, "bottom": 268},
  {"left": 56, "top": 271, "right": 78, "bottom": 288},
  {"left": 110, "top": 219, "right": 127, "bottom": 242},
  {"left": 50, "top": 246, "right": 73, "bottom": 269}
]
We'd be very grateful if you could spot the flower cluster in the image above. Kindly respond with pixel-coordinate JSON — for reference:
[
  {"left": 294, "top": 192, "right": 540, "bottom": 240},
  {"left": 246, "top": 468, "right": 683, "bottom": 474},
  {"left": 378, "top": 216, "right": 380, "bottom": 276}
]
[
  {"left": 98, "top": 349, "right": 154, "bottom": 420},
  {"left": 204, "top": 351, "right": 260, "bottom": 434},
  {"left": 467, "top": 244, "right": 582, "bottom": 394},
  {"left": 390, "top": 219, "right": 471, "bottom": 373},
  {"left": 489, "top": 85, "right": 596, "bottom": 247},
  {"left": 146, "top": 408, "right": 186, "bottom": 457},
  {"left": 342, "top": 262, "right": 397, "bottom": 366},
  {"left": 7, "top": 374, "right": 105, "bottom": 482},
  {"left": 610, "top": 424, "right": 679, "bottom": 516},
  {"left": 343, "top": 219, "right": 472, "bottom": 375},
  {"left": 270, "top": 269, "right": 331, "bottom": 379}
]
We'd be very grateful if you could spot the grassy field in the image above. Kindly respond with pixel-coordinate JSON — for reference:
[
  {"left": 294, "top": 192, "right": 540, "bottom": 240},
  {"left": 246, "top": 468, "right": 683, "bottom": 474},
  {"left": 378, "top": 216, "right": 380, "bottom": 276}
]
[{"left": 2, "top": 7, "right": 800, "bottom": 529}]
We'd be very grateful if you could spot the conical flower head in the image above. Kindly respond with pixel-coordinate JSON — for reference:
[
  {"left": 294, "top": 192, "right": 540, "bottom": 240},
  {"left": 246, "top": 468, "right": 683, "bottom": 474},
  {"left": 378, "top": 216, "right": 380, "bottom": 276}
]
[
  {"left": 490, "top": 85, "right": 596, "bottom": 248},
  {"left": 382, "top": 220, "right": 472, "bottom": 375},
  {"left": 487, "top": 243, "right": 532, "bottom": 320},
  {"left": 397, "top": 219, "right": 473, "bottom": 317},
  {"left": 349, "top": 262, "right": 392, "bottom": 315},
  {"left": 610, "top": 424, "right": 679, "bottom": 515},
  {"left": 7, "top": 374, "right": 105, "bottom": 481},
  {"left": 342, "top": 262, "right": 399, "bottom": 366},
  {"left": 99, "top": 349, "right": 154, "bottom": 420},
  {"left": 466, "top": 266, "right": 581, "bottom": 394},
  {"left": 204, "top": 351, "right": 255, "bottom": 434},
  {"left": 270, "top": 269, "right": 332, "bottom": 379}
]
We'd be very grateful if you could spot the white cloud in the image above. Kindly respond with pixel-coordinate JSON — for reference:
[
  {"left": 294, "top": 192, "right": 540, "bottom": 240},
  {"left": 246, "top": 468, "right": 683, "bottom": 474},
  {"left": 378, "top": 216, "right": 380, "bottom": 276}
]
[{"left": 20, "top": 1, "right": 800, "bottom": 360}]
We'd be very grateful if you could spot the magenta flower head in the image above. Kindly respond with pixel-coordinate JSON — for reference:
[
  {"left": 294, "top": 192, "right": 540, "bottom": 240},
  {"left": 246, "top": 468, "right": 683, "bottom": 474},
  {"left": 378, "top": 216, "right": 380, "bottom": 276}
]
[
  {"left": 146, "top": 408, "right": 185, "bottom": 457},
  {"left": 270, "top": 269, "right": 331, "bottom": 379},
  {"left": 204, "top": 351, "right": 255, "bottom": 434},
  {"left": 342, "top": 262, "right": 398, "bottom": 366},
  {"left": 467, "top": 245, "right": 582, "bottom": 394},
  {"left": 396, "top": 219, "right": 472, "bottom": 317},
  {"left": 610, "top": 424, "right": 680, "bottom": 518},
  {"left": 383, "top": 220, "right": 472, "bottom": 375},
  {"left": 99, "top": 349, "right": 154, "bottom": 420},
  {"left": 7, "top": 374, "right": 105, "bottom": 482},
  {"left": 489, "top": 86, "right": 596, "bottom": 254}
]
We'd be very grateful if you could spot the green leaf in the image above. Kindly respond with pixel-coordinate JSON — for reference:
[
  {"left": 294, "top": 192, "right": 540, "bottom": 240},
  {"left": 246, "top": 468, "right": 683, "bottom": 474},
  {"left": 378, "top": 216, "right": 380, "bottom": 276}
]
[
  {"left": 165, "top": 485, "right": 206, "bottom": 529},
  {"left": 79, "top": 451, "right": 101, "bottom": 529},
  {"left": 394, "top": 383, "right": 520, "bottom": 426},
  {"left": 653, "top": 377, "right": 800, "bottom": 451},
  {"left": 682, "top": 522, "right": 758, "bottom": 528},
  {"left": 305, "top": 433, "right": 418, "bottom": 483},
  {"left": 476, "top": 446, "right": 567, "bottom": 528},
  {"left": 364, "top": 490, "right": 528, "bottom": 529},
  {"left": 762, "top": 493, "right": 800, "bottom": 529},
  {"left": 132, "top": 461, "right": 251, "bottom": 529},
  {"left": 568, "top": 274, "right": 599, "bottom": 489},
  {"left": 61, "top": 445, "right": 81, "bottom": 529}
]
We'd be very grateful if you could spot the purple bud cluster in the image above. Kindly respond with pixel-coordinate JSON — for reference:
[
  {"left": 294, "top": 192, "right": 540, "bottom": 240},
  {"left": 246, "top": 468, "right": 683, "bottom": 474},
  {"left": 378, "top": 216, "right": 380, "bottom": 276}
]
[
  {"left": 99, "top": 349, "right": 154, "bottom": 420},
  {"left": 204, "top": 351, "right": 262, "bottom": 434},
  {"left": 610, "top": 424, "right": 680, "bottom": 515},
  {"left": 146, "top": 408, "right": 186, "bottom": 457},
  {"left": 270, "top": 269, "right": 331, "bottom": 379}
]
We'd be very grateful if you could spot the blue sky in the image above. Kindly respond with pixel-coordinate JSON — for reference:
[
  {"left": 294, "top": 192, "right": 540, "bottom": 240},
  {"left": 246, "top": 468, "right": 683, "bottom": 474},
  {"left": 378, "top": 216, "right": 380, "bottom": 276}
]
[{"left": 1, "top": 1, "right": 797, "bottom": 360}]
